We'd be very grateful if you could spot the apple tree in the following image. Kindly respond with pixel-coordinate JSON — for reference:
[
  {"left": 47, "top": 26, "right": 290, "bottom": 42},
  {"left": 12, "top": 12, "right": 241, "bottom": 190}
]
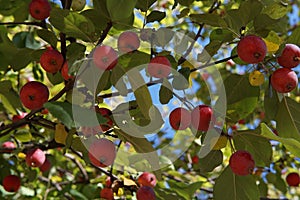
[{"left": 0, "top": 0, "right": 300, "bottom": 199}]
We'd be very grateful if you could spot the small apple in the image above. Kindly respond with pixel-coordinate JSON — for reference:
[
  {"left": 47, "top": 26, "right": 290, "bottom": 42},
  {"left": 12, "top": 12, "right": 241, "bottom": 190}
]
[
  {"left": 88, "top": 138, "right": 116, "bottom": 168},
  {"left": 61, "top": 61, "right": 74, "bottom": 81},
  {"left": 40, "top": 48, "right": 64, "bottom": 73},
  {"left": 1, "top": 141, "right": 16, "bottom": 153},
  {"left": 137, "top": 172, "right": 157, "bottom": 187},
  {"left": 229, "top": 150, "right": 255, "bottom": 176},
  {"left": 169, "top": 107, "right": 191, "bottom": 130},
  {"left": 271, "top": 68, "right": 298, "bottom": 93},
  {"left": 20, "top": 81, "right": 49, "bottom": 110},
  {"left": 137, "top": 186, "right": 156, "bottom": 200},
  {"left": 286, "top": 172, "right": 300, "bottom": 186},
  {"left": 237, "top": 35, "right": 267, "bottom": 64},
  {"left": 191, "top": 155, "right": 199, "bottom": 164},
  {"left": 100, "top": 187, "right": 114, "bottom": 200},
  {"left": 148, "top": 56, "right": 171, "bottom": 78},
  {"left": 29, "top": 0, "right": 51, "bottom": 20},
  {"left": 191, "top": 105, "right": 213, "bottom": 132},
  {"left": 39, "top": 157, "right": 51, "bottom": 172},
  {"left": 105, "top": 176, "right": 112, "bottom": 188},
  {"left": 2, "top": 175, "right": 21, "bottom": 193},
  {"left": 117, "top": 31, "right": 140, "bottom": 53},
  {"left": 12, "top": 112, "right": 27, "bottom": 123},
  {"left": 238, "top": 119, "right": 246, "bottom": 125},
  {"left": 71, "top": 0, "right": 86, "bottom": 11},
  {"left": 93, "top": 45, "right": 118, "bottom": 70},
  {"left": 277, "top": 44, "right": 300, "bottom": 68},
  {"left": 26, "top": 148, "right": 46, "bottom": 167}
]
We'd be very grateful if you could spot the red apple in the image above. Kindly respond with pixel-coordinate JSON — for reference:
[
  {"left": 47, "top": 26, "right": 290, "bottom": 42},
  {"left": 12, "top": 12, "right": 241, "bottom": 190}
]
[
  {"left": 277, "top": 44, "right": 300, "bottom": 68},
  {"left": 61, "top": 61, "right": 74, "bottom": 80},
  {"left": 191, "top": 105, "right": 213, "bottom": 132},
  {"left": 39, "top": 157, "right": 51, "bottom": 172},
  {"left": 93, "top": 45, "right": 118, "bottom": 70},
  {"left": 237, "top": 35, "right": 267, "bottom": 64},
  {"left": 192, "top": 155, "right": 199, "bottom": 164},
  {"left": 12, "top": 112, "right": 27, "bottom": 123},
  {"left": 29, "top": 0, "right": 51, "bottom": 20},
  {"left": 229, "top": 150, "right": 255, "bottom": 176},
  {"left": 20, "top": 81, "right": 49, "bottom": 110},
  {"left": 148, "top": 56, "right": 171, "bottom": 78},
  {"left": 238, "top": 119, "right": 246, "bottom": 125},
  {"left": 137, "top": 172, "right": 157, "bottom": 187},
  {"left": 100, "top": 187, "right": 114, "bottom": 200},
  {"left": 1, "top": 141, "right": 16, "bottom": 153},
  {"left": 286, "top": 172, "right": 300, "bottom": 186},
  {"left": 40, "top": 48, "right": 64, "bottom": 73},
  {"left": 88, "top": 138, "right": 116, "bottom": 168},
  {"left": 169, "top": 107, "right": 191, "bottom": 130},
  {"left": 2, "top": 175, "right": 21, "bottom": 193},
  {"left": 105, "top": 176, "right": 112, "bottom": 188},
  {"left": 26, "top": 148, "right": 46, "bottom": 167},
  {"left": 137, "top": 186, "right": 156, "bottom": 200},
  {"left": 271, "top": 68, "right": 298, "bottom": 93},
  {"left": 118, "top": 31, "right": 140, "bottom": 53}
]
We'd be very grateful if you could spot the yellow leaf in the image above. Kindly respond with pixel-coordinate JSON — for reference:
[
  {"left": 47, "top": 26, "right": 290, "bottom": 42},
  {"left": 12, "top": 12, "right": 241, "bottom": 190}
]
[
  {"left": 210, "top": 135, "right": 228, "bottom": 150},
  {"left": 249, "top": 70, "right": 265, "bottom": 86},
  {"left": 17, "top": 152, "right": 26, "bottom": 159},
  {"left": 123, "top": 177, "right": 137, "bottom": 186},
  {"left": 263, "top": 31, "right": 282, "bottom": 53},
  {"left": 51, "top": 175, "right": 62, "bottom": 182},
  {"left": 55, "top": 123, "right": 68, "bottom": 145}
]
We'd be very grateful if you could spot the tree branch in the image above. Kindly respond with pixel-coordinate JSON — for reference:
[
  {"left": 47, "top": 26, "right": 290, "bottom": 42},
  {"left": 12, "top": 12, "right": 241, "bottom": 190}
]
[{"left": 96, "top": 21, "right": 113, "bottom": 46}]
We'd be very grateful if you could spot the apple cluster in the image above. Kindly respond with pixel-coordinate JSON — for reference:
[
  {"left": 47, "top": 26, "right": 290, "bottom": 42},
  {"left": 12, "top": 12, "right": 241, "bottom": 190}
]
[
  {"left": 237, "top": 35, "right": 299, "bottom": 93},
  {"left": 169, "top": 105, "right": 213, "bottom": 132}
]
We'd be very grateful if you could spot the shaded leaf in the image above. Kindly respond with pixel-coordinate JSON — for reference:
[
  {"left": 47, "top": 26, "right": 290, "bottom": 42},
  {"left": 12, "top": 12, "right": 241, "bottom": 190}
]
[{"left": 147, "top": 11, "right": 166, "bottom": 23}]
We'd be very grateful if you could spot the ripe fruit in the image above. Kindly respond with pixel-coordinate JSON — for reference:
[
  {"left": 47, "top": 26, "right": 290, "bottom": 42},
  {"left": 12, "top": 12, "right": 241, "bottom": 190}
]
[
  {"left": 61, "top": 61, "right": 74, "bottom": 80},
  {"left": 40, "top": 49, "right": 64, "bottom": 73},
  {"left": 249, "top": 70, "right": 264, "bottom": 86},
  {"left": 1, "top": 141, "right": 16, "bottom": 153},
  {"left": 169, "top": 107, "right": 191, "bottom": 130},
  {"left": 95, "top": 107, "right": 113, "bottom": 132},
  {"left": 118, "top": 31, "right": 140, "bottom": 53},
  {"left": 229, "top": 150, "right": 255, "bottom": 176},
  {"left": 93, "top": 45, "right": 118, "bottom": 70},
  {"left": 137, "top": 172, "right": 157, "bottom": 187},
  {"left": 29, "top": 0, "right": 51, "bottom": 20},
  {"left": 191, "top": 155, "right": 199, "bottom": 164},
  {"left": 191, "top": 105, "right": 213, "bottom": 132},
  {"left": 286, "top": 172, "right": 300, "bottom": 186},
  {"left": 237, "top": 35, "right": 267, "bottom": 64},
  {"left": 271, "top": 68, "right": 298, "bottom": 93},
  {"left": 20, "top": 81, "right": 49, "bottom": 110},
  {"left": 88, "top": 138, "right": 116, "bottom": 168},
  {"left": 137, "top": 186, "right": 156, "bottom": 200},
  {"left": 277, "top": 44, "right": 300, "bottom": 68},
  {"left": 100, "top": 188, "right": 114, "bottom": 200},
  {"left": 148, "top": 56, "right": 171, "bottom": 78},
  {"left": 71, "top": 0, "right": 86, "bottom": 11},
  {"left": 2, "top": 175, "right": 21, "bottom": 192},
  {"left": 26, "top": 148, "right": 46, "bottom": 167},
  {"left": 39, "top": 158, "right": 51, "bottom": 172},
  {"left": 105, "top": 176, "right": 112, "bottom": 188},
  {"left": 12, "top": 112, "right": 27, "bottom": 123}
]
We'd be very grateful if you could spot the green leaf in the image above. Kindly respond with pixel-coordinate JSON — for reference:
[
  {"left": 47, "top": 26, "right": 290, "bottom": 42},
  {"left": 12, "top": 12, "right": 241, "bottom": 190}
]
[
  {"left": 224, "top": 74, "right": 260, "bottom": 105},
  {"left": 159, "top": 79, "right": 173, "bottom": 104},
  {"left": 36, "top": 29, "right": 58, "bottom": 48},
  {"left": 81, "top": 9, "right": 109, "bottom": 32},
  {"left": 44, "top": 102, "right": 74, "bottom": 129},
  {"left": 190, "top": 13, "right": 227, "bottom": 27},
  {"left": 262, "top": 2, "right": 290, "bottom": 20},
  {"left": 106, "top": 0, "right": 137, "bottom": 21},
  {"left": 110, "top": 65, "right": 128, "bottom": 96},
  {"left": 214, "top": 167, "right": 260, "bottom": 200},
  {"left": 167, "top": 180, "right": 203, "bottom": 200},
  {"left": 0, "top": 0, "right": 29, "bottom": 16},
  {"left": 46, "top": 72, "right": 64, "bottom": 85},
  {"left": 261, "top": 123, "right": 300, "bottom": 158},
  {"left": 197, "top": 150, "right": 223, "bottom": 173},
  {"left": 227, "top": 97, "right": 258, "bottom": 122},
  {"left": 177, "top": 8, "right": 190, "bottom": 19},
  {"left": 287, "top": 26, "right": 300, "bottom": 45},
  {"left": 49, "top": 8, "right": 96, "bottom": 42},
  {"left": 176, "top": 0, "right": 194, "bottom": 6},
  {"left": 233, "top": 131, "right": 272, "bottom": 166},
  {"left": 112, "top": 12, "right": 134, "bottom": 30},
  {"left": 210, "top": 28, "right": 234, "bottom": 43},
  {"left": 147, "top": 11, "right": 166, "bottom": 23},
  {"left": 254, "top": 14, "right": 287, "bottom": 37},
  {"left": 14, "top": 129, "right": 32, "bottom": 142},
  {"left": 275, "top": 97, "right": 300, "bottom": 141},
  {"left": 197, "top": 40, "right": 223, "bottom": 62},
  {"left": 0, "top": 80, "right": 22, "bottom": 112},
  {"left": 264, "top": 88, "right": 279, "bottom": 120},
  {"left": 128, "top": 70, "right": 153, "bottom": 119},
  {"left": 156, "top": 28, "right": 175, "bottom": 47},
  {"left": 135, "top": 0, "right": 156, "bottom": 12},
  {"left": 66, "top": 42, "right": 86, "bottom": 69},
  {"left": 114, "top": 128, "right": 161, "bottom": 179},
  {"left": 172, "top": 68, "right": 190, "bottom": 90}
]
